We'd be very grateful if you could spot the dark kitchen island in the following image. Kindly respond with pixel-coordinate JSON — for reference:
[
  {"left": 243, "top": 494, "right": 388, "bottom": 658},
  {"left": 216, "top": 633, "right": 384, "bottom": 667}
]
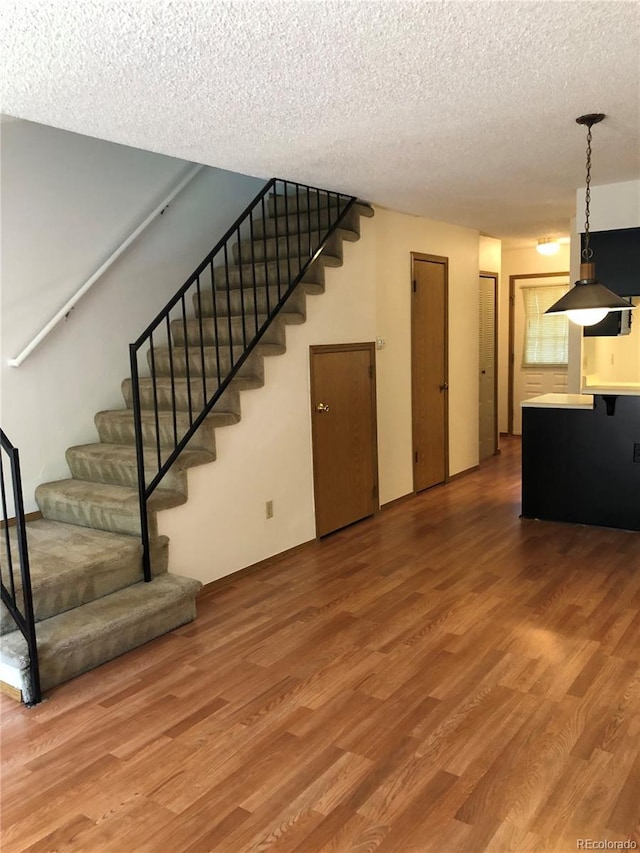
[{"left": 521, "top": 392, "right": 640, "bottom": 531}]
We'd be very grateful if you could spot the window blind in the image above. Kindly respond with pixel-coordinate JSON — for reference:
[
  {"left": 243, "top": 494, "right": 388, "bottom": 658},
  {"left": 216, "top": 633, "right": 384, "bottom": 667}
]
[{"left": 522, "top": 284, "right": 570, "bottom": 366}]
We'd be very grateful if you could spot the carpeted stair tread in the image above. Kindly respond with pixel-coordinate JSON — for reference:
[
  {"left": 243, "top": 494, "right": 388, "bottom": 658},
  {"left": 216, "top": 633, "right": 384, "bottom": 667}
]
[
  {"left": 232, "top": 227, "right": 357, "bottom": 264},
  {"left": 195, "top": 284, "right": 312, "bottom": 318},
  {"left": 95, "top": 407, "right": 239, "bottom": 447},
  {"left": 0, "top": 520, "right": 168, "bottom": 633},
  {"left": 35, "top": 478, "right": 186, "bottom": 537},
  {"left": 122, "top": 373, "right": 264, "bottom": 413},
  {"left": 170, "top": 313, "right": 299, "bottom": 348},
  {"left": 252, "top": 201, "right": 373, "bottom": 239},
  {"left": 147, "top": 343, "right": 285, "bottom": 379},
  {"left": 66, "top": 442, "right": 214, "bottom": 490},
  {"left": 267, "top": 194, "right": 373, "bottom": 218},
  {"left": 1, "top": 574, "right": 201, "bottom": 698},
  {"left": 211, "top": 255, "right": 339, "bottom": 291}
]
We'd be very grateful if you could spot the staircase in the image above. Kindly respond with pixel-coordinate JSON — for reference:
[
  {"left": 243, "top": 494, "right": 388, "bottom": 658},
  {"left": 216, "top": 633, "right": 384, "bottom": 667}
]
[{"left": 1, "top": 182, "right": 373, "bottom": 703}]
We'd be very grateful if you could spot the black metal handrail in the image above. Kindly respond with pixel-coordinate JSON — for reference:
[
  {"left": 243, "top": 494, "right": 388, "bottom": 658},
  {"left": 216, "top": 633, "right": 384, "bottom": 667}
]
[
  {"left": 130, "top": 178, "right": 357, "bottom": 579},
  {"left": 0, "top": 429, "right": 41, "bottom": 705}
]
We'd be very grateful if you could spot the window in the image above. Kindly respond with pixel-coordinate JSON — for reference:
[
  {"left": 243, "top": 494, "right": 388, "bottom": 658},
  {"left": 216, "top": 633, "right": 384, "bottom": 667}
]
[{"left": 522, "top": 284, "right": 570, "bottom": 366}]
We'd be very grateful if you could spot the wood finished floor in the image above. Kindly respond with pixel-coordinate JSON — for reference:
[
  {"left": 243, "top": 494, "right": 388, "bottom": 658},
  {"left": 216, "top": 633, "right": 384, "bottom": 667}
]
[{"left": 2, "top": 437, "right": 640, "bottom": 853}]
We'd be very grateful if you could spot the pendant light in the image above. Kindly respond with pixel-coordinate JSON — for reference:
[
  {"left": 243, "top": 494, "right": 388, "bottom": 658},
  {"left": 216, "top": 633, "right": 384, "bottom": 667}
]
[{"left": 545, "top": 113, "right": 634, "bottom": 326}]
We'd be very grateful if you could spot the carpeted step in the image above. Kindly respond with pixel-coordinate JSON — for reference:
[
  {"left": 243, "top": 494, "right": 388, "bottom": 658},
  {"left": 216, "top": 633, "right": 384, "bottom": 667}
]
[
  {"left": 0, "top": 520, "right": 169, "bottom": 634},
  {"left": 267, "top": 191, "right": 333, "bottom": 218},
  {"left": 195, "top": 282, "right": 310, "bottom": 318},
  {"left": 170, "top": 313, "right": 300, "bottom": 348},
  {"left": 121, "top": 372, "right": 263, "bottom": 414},
  {"left": 252, "top": 202, "right": 373, "bottom": 240},
  {"left": 35, "top": 479, "right": 185, "bottom": 537},
  {"left": 95, "top": 407, "right": 239, "bottom": 449},
  {"left": 65, "top": 443, "right": 214, "bottom": 492},
  {"left": 147, "top": 343, "right": 284, "bottom": 379},
  {"left": 211, "top": 256, "right": 332, "bottom": 291},
  {"left": 232, "top": 227, "right": 356, "bottom": 264},
  {"left": 1, "top": 574, "right": 201, "bottom": 703}
]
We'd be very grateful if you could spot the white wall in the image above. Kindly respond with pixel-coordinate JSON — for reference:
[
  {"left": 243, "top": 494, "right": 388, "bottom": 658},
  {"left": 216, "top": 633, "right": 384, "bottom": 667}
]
[
  {"left": 1, "top": 120, "right": 262, "bottom": 511},
  {"left": 576, "top": 180, "right": 640, "bottom": 232},
  {"left": 499, "top": 243, "right": 571, "bottom": 432},
  {"left": 162, "top": 207, "right": 482, "bottom": 584}
]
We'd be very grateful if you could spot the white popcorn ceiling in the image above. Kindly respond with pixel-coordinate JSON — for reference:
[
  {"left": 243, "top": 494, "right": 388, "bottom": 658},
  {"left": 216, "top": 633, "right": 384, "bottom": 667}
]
[{"left": 2, "top": 0, "right": 639, "bottom": 241}]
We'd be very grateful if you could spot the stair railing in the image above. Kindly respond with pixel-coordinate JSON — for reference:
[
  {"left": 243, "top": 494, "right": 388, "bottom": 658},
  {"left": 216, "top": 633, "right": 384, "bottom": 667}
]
[
  {"left": 129, "top": 178, "right": 357, "bottom": 580},
  {"left": 0, "top": 429, "right": 41, "bottom": 705}
]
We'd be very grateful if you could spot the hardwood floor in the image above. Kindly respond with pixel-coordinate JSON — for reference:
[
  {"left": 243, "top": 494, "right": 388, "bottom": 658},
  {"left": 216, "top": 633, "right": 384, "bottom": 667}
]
[{"left": 2, "top": 437, "right": 639, "bottom": 852}]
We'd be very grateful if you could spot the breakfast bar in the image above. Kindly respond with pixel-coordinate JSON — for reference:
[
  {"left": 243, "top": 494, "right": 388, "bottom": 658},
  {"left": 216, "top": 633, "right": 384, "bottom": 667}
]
[{"left": 521, "top": 390, "right": 640, "bottom": 531}]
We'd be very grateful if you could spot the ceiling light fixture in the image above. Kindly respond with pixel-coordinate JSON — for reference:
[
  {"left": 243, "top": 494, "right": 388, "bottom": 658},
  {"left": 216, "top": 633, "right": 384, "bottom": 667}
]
[
  {"left": 545, "top": 113, "right": 634, "bottom": 327},
  {"left": 537, "top": 238, "right": 561, "bottom": 256}
]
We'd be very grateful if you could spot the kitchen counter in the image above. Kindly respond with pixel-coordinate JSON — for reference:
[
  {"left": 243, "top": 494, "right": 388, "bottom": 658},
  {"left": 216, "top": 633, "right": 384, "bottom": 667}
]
[
  {"left": 521, "top": 393, "right": 640, "bottom": 532},
  {"left": 582, "top": 382, "right": 640, "bottom": 396},
  {"left": 522, "top": 393, "right": 594, "bottom": 409}
]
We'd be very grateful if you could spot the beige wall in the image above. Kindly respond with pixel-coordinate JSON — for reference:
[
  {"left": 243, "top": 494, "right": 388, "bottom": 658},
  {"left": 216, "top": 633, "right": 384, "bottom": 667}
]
[
  {"left": 161, "top": 207, "right": 484, "bottom": 585},
  {"left": 499, "top": 244, "right": 571, "bottom": 432},
  {"left": 374, "top": 208, "right": 481, "bottom": 503}
]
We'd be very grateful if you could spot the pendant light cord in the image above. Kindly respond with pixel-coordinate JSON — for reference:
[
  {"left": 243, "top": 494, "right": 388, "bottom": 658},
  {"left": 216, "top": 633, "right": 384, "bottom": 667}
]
[{"left": 583, "top": 123, "right": 593, "bottom": 261}]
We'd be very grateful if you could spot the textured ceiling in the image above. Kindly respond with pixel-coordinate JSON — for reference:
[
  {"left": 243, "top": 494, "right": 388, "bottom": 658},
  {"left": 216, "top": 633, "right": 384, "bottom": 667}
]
[{"left": 2, "top": 1, "right": 639, "bottom": 241}]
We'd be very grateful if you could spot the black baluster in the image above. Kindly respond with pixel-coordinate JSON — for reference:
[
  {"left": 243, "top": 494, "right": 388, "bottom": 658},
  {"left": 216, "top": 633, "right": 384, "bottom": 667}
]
[
  {"left": 283, "top": 181, "right": 292, "bottom": 292},
  {"left": 180, "top": 294, "right": 193, "bottom": 427},
  {"left": 224, "top": 243, "right": 234, "bottom": 368},
  {"left": 296, "top": 183, "right": 302, "bottom": 267},
  {"left": 307, "top": 186, "right": 312, "bottom": 259},
  {"left": 209, "top": 259, "right": 221, "bottom": 387},
  {"left": 195, "top": 276, "right": 207, "bottom": 408},
  {"left": 166, "top": 314, "right": 178, "bottom": 454},
  {"left": 0, "top": 458, "right": 15, "bottom": 603},
  {"left": 249, "top": 210, "right": 259, "bottom": 336},
  {"left": 237, "top": 227, "right": 247, "bottom": 351},
  {"left": 273, "top": 183, "right": 282, "bottom": 304},
  {"left": 148, "top": 331, "right": 162, "bottom": 474},
  {"left": 129, "top": 345, "right": 151, "bottom": 582},
  {"left": 261, "top": 196, "right": 270, "bottom": 316}
]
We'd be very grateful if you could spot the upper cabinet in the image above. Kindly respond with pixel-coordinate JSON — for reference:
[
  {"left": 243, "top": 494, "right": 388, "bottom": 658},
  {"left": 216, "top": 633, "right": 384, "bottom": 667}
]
[{"left": 582, "top": 226, "right": 639, "bottom": 337}]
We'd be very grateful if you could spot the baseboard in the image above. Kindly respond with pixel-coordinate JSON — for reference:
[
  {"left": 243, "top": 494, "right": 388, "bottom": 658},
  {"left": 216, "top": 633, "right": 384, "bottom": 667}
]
[
  {"left": 0, "top": 510, "right": 42, "bottom": 530},
  {"left": 0, "top": 681, "right": 23, "bottom": 703},
  {"left": 447, "top": 464, "right": 480, "bottom": 483},
  {"left": 199, "top": 538, "right": 317, "bottom": 598},
  {"left": 380, "top": 492, "right": 415, "bottom": 511}
]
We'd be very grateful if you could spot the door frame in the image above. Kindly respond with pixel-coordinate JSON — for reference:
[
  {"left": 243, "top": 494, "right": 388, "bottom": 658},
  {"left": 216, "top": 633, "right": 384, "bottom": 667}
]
[
  {"left": 410, "top": 252, "right": 449, "bottom": 492},
  {"left": 479, "top": 270, "right": 499, "bottom": 458},
  {"left": 508, "top": 271, "right": 570, "bottom": 435},
  {"left": 309, "top": 342, "right": 380, "bottom": 538}
]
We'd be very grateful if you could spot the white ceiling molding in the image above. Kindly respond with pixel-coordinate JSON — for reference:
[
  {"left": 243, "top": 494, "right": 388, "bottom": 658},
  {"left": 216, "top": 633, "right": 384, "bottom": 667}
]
[{"left": 2, "top": 0, "right": 639, "bottom": 240}]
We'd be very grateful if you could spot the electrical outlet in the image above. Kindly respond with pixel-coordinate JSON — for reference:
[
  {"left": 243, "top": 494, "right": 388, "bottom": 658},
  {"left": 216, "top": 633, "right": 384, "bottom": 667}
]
[
  {"left": 266, "top": 500, "right": 274, "bottom": 519},
  {"left": 634, "top": 444, "right": 640, "bottom": 464}
]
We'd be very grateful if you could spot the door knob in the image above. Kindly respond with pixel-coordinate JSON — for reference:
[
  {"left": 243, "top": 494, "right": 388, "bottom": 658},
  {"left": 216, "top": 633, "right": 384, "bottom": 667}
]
[
  {"left": 315, "top": 402, "right": 330, "bottom": 413},
  {"left": 439, "top": 383, "right": 449, "bottom": 392}
]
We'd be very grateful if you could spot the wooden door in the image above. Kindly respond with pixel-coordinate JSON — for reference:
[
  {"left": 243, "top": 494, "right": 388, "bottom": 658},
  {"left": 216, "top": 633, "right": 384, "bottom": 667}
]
[
  {"left": 479, "top": 274, "right": 498, "bottom": 460},
  {"left": 411, "top": 254, "right": 448, "bottom": 492},
  {"left": 310, "top": 343, "right": 378, "bottom": 537}
]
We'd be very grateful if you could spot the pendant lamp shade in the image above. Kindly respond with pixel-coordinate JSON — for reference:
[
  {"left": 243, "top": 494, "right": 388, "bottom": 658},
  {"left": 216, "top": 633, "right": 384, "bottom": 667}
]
[
  {"left": 544, "top": 266, "right": 633, "bottom": 327},
  {"left": 544, "top": 113, "right": 636, "bottom": 327}
]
